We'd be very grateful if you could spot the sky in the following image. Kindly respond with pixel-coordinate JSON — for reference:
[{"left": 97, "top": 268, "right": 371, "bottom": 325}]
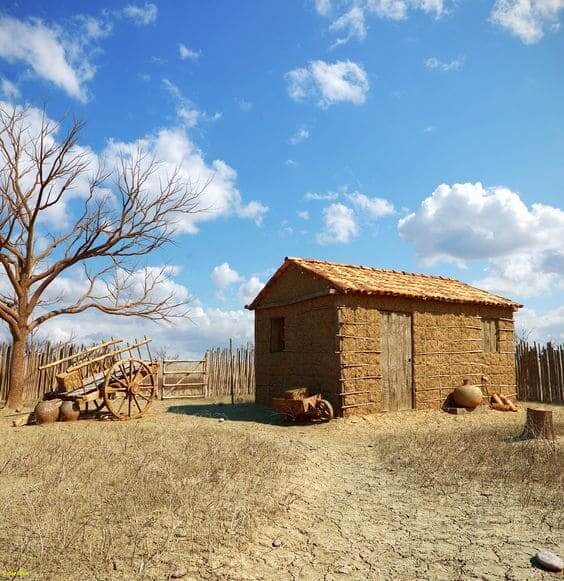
[{"left": 0, "top": 0, "right": 563, "bottom": 356}]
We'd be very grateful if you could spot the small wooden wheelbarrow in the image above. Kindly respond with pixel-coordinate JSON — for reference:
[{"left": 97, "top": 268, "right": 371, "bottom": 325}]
[{"left": 272, "top": 388, "right": 334, "bottom": 423}]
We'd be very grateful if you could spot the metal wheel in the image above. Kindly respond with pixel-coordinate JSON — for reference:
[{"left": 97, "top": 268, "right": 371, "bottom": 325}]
[
  {"left": 103, "top": 358, "right": 156, "bottom": 420},
  {"left": 317, "top": 399, "right": 334, "bottom": 422}
]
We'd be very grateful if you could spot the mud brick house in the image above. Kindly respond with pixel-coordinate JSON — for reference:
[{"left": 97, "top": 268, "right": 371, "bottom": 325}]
[{"left": 246, "top": 257, "right": 522, "bottom": 417}]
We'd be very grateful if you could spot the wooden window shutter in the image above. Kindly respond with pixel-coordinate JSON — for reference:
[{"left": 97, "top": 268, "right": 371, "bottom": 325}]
[
  {"left": 270, "top": 317, "right": 285, "bottom": 352},
  {"left": 481, "top": 319, "right": 498, "bottom": 353}
]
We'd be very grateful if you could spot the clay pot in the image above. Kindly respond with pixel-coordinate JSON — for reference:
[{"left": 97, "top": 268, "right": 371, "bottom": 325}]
[
  {"left": 453, "top": 384, "right": 483, "bottom": 408},
  {"left": 59, "top": 401, "right": 80, "bottom": 422},
  {"left": 34, "top": 399, "right": 62, "bottom": 425}
]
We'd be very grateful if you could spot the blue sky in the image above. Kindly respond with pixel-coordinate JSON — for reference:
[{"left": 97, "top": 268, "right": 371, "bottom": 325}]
[{"left": 0, "top": 0, "right": 563, "bottom": 355}]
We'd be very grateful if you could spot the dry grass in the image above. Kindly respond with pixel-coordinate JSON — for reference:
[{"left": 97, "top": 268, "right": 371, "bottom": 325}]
[
  {"left": 374, "top": 407, "right": 563, "bottom": 512},
  {"left": 0, "top": 408, "right": 296, "bottom": 580}
]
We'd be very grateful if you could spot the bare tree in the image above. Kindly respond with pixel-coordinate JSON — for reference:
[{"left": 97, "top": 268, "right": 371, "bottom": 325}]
[{"left": 0, "top": 105, "right": 204, "bottom": 409}]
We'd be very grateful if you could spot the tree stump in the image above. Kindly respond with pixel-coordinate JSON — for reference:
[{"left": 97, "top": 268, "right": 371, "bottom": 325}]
[{"left": 521, "top": 407, "right": 555, "bottom": 440}]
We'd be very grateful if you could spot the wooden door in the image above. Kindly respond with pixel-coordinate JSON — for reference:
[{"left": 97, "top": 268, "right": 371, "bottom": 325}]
[{"left": 381, "top": 311, "right": 413, "bottom": 411}]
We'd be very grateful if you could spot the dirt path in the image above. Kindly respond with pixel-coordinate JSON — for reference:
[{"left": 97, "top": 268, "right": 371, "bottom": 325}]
[{"left": 176, "top": 405, "right": 562, "bottom": 581}]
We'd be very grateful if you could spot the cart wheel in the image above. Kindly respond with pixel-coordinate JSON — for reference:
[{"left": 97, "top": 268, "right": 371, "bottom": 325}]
[
  {"left": 103, "top": 358, "right": 156, "bottom": 420},
  {"left": 317, "top": 399, "right": 334, "bottom": 422},
  {"left": 83, "top": 399, "right": 104, "bottom": 414}
]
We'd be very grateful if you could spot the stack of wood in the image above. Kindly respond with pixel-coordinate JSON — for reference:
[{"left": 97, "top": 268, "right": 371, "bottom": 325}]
[{"left": 490, "top": 393, "right": 518, "bottom": 412}]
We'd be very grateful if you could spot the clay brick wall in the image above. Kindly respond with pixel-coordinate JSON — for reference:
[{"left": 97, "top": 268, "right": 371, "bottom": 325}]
[
  {"left": 252, "top": 266, "right": 517, "bottom": 417},
  {"left": 256, "top": 263, "right": 331, "bottom": 306},
  {"left": 254, "top": 295, "right": 340, "bottom": 409},
  {"left": 337, "top": 295, "right": 517, "bottom": 415}
]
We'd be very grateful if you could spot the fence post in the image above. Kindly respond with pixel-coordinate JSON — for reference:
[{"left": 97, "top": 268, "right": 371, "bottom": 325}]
[{"left": 229, "top": 338, "right": 234, "bottom": 405}]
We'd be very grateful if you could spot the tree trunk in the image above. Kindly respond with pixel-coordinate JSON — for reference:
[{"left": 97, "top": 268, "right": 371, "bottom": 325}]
[
  {"left": 6, "top": 332, "right": 27, "bottom": 411},
  {"left": 521, "top": 407, "right": 555, "bottom": 441}
]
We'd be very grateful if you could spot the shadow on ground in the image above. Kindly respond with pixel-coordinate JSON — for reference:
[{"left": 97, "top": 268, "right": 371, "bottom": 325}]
[{"left": 166, "top": 402, "right": 285, "bottom": 425}]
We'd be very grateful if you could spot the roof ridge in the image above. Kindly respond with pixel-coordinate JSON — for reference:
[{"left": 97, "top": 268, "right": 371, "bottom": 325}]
[{"left": 286, "top": 256, "right": 460, "bottom": 282}]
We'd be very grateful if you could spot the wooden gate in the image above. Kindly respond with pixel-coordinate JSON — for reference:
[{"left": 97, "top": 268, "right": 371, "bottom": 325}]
[
  {"left": 381, "top": 311, "right": 413, "bottom": 411},
  {"left": 160, "top": 359, "right": 207, "bottom": 399}
]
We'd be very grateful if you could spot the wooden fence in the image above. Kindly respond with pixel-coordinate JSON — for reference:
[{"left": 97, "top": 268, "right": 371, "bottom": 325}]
[
  {"left": 159, "top": 345, "right": 255, "bottom": 399},
  {"left": 3, "top": 338, "right": 562, "bottom": 405},
  {"left": 0, "top": 341, "right": 255, "bottom": 403},
  {"left": 206, "top": 344, "right": 255, "bottom": 398},
  {"left": 516, "top": 340, "right": 564, "bottom": 404}
]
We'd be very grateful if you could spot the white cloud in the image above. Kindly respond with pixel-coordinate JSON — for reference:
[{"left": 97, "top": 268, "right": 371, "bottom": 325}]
[
  {"left": 0, "top": 262, "right": 254, "bottom": 357},
  {"left": 317, "top": 203, "right": 359, "bottom": 244},
  {"left": 317, "top": 0, "right": 448, "bottom": 47},
  {"left": 297, "top": 210, "right": 310, "bottom": 220},
  {"left": 238, "top": 276, "right": 265, "bottom": 305},
  {"left": 0, "top": 16, "right": 94, "bottom": 101},
  {"left": 289, "top": 127, "right": 310, "bottom": 145},
  {"left": 179, "top": 43, "right": 201, "bottom": 61},
  {"left": 490, "top": 0, "right": 564, "bottom": 43},
  {"left": 211, "top": 263, "right": 243, "bottom": 289},
  {"left": 399, "top": 182, "right": 564, "bottom": 298},
  {"left": 104, "top": 126, "right": 268, "bottom": 234},
  {"left": 474, "top": 253, "right": 562, "bottom": 298},
  {"left": 424, "top": 56, "right": 465, "bottom": 72},
  {"left": 76, "top": 15, "right": 113, "bottom": 40},
  {"left": 122, "top": 3, "right": 158, "bottom": 25},
  {"left": 0, "top": 7, "right": 152, "bottom": 102},
  {"left": 0, "top": 101, "right": 106, "bottom": 231},
  {"left": 235, "top": 200, "right": 269, "bottom": 224},
  {"left": 329, "top": 6, "right": 367, "bottom": 47},
  {"left": 315, "top": 0, "right": 333, "bottom": 16},
  {"left": 38, "top": 299, "right": 253, "bottom": 359},
  {"left": 516, "top": 306, "right": 564, "bottom": 342},
  {"left": 0, "top": 77, "right": 19, "bottom": 99},
  {"left": 239, "top": 99, "right": 253, "bottom": 112},
  {"left": 285, "top": 159, "right": 298, "bottom": 167},
  {"left": 305, "top": 191, "right": 339, "bottom": 201},
  {"left": 347, "top": 191, "right": 395, "bottom": 219},
  {"left": 210, "top": 263, "right": 265, "bottom": 307},
  {"left": 285, "top": 60, "right": 369, "bottom": 108},
  {"left": 162, "top": 78, "right": 221, "bottom": 128}
]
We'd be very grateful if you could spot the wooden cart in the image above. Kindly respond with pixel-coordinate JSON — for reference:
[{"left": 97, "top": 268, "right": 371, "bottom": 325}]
[
  {"left": 39, "top": 337, "right": 158, "bottom": 420},
  {"left": 272, "top": 390, "right": 334, "bottom": 423}
]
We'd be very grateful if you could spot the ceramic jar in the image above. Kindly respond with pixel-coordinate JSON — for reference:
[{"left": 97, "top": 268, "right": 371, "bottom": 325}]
[
  {"left": 453, "top": 383, "right": 483, "bottom": 408},
  {"left": 59, "top": 401, "right": 80, "bottom": 422},
  {"left": 34, "top": 399, "right": 62, "bottom": 425}
]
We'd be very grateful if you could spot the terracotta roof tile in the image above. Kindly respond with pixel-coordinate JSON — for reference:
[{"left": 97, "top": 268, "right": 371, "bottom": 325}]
[{"left": 247, "top": 257, "right": 522, "bottom": 309}]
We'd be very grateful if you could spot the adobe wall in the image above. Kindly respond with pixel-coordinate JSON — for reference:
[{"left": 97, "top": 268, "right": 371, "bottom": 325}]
[
  {"left": 254, "top": 294, "right": 341, "bottom": 409},
  {"left": 338, "top": 295, "right": 517, "bottom": 416},
  {"left": 256, "top": 263, "right": 332, "bottom": 306}
]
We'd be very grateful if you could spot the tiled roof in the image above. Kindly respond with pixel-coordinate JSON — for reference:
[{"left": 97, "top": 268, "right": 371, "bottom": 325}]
[{"left": 247, "top": 257, "right": 522, "bottom": 309}]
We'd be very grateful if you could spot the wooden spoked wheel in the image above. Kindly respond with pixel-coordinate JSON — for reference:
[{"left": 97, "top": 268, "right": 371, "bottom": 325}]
[
  {"left": 103, "top": 358, "right": 156, "bottom": 420},
  {"left": 316, "top": 399, "right": 334, "bottom": 422},
  {"left": 82, "top": 399, "right": 105, "bottom": 414}
]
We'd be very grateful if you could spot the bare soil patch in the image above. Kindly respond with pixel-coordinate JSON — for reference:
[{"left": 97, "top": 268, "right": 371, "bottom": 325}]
[{"left": 0, "top": 401, "right": 562, "bottom": 580}]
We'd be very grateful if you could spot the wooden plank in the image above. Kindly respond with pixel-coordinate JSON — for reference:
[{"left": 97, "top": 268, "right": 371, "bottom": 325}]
[
  {"left": 39, "top": 339, "right": 123, "bottom": 370},
  {"left": 339, "top": 375, "right": 381, "bottom": 382},
  {"left": 341, "top": 401, "right": 375, "bottom": 409},
  {"left": 336, "top": 350, "right": 381, "bottom": 354},
  {"left": 381, "top": 311, "right": 413, "bottom": 412},
  {"left": 415, "top": 350, "right": 482, "bottom": 356},
  {"left": 336, "top": 334, "right": 379, "bottom": 340}
]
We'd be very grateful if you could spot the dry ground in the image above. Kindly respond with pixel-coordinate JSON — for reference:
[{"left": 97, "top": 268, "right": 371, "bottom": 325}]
[{"left": 0, "top": 400, "right": 562, "bottom": 580}]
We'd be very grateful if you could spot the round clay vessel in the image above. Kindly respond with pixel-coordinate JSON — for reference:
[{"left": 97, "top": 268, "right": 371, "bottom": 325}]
[
  {"left": 59, "top": 401, "right": 80, "bottom": 422},
  {"left": 34, "top": 399, "right": 62, "bottom": 425},
  {"left": 453, "top": 384, "right": 483, "bottom": 408}
]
